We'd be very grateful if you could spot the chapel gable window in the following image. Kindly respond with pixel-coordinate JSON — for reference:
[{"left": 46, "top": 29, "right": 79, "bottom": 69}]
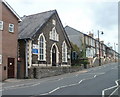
[{"left": 49, "top": 27, "right": 59, "bottom": 41}]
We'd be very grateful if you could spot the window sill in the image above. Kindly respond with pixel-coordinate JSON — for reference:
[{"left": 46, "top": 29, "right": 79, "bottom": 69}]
[
  {"left": 50, "top": 39, "right": 59, "bottom": 42},
  {"left": 62, "top": 62, "right": 68, "bottom": 64},
  {"left": 38, "top": 60, "right": 46, "bottom": 62},
  {"left": 9, "top": 32, "right": 14, "bottom": 34}
]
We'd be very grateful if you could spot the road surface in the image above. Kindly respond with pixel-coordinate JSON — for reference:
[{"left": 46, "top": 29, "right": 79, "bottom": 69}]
[{"left": 1, "top": 63, "right": 119, "bottom": 97}]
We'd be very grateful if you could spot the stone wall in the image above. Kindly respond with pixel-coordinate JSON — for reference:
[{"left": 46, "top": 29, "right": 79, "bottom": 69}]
[
  {"left": 28, "top": 66, "right": 84, "bottom": 79},
  {"left": 28, "top": 59, "right": 117, "bottom": 79}
]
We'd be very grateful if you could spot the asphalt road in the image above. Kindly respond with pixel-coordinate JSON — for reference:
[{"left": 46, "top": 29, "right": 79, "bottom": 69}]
[{"left": 1, "top": 63, "right": 119, "bottom": 96}]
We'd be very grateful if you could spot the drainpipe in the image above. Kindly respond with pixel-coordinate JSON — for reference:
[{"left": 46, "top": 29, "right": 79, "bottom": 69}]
[{"left": 25, "top": 39, "right": 28, "bottom": 78}]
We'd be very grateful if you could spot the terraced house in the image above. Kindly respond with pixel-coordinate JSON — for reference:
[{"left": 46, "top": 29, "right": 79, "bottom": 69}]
[
  {"left": 18, "top": 10, "right": 71, "bottom": 78},
  {"left": 65, "top": 26, "right": 117, "bottom": 67},
  {"left": 0, "top": 0, "right": 21, "bottom": 80}
]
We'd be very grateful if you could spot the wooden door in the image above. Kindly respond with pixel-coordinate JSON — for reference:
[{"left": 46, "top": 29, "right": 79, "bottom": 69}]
[
  {"left": 8, "top": 58, "right": 15, "bottom": 78},
  {"left": 52, "top": 46, "right": 56, "bottom": 66}
]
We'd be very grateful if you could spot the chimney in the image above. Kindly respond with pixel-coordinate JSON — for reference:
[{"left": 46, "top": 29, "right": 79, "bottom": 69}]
[
  {"left": 95, "top": 38, "right": 100, "bottom": 41},
  {"left": 88, "top": 32, "right": 94, "bottom": 38},
  {"left": 21, "top": 15, "right": 26, "bottom": 20},
  {"left": 110, "top": 46, "right": 113, "bottom": 49},
  {"left": 100, "top": 41, "right": 104, "bottom": 44}
]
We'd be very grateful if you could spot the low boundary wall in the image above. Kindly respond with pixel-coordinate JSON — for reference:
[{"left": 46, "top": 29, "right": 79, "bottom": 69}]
[{"left": 28, "top": 66, "right": 84, "bottom": 79}]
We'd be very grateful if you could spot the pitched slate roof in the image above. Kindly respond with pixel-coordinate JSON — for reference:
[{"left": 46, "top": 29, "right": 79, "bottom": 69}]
[
  {"left": 2, "top": 0, "right": 21, "bottom": 22},
  {"left": 18, "top": 10, "right": 56, "bottom": 39},
  {"left": 65, "top": 26, "right": 84, "bottom": 49}
]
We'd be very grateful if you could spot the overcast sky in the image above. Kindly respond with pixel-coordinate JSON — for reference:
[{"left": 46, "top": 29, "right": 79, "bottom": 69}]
[{"left": 5, "top": 0, "right": 119, "bottom": 51}]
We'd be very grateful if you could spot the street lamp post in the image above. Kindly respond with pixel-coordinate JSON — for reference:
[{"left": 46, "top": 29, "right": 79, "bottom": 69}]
[
  {"left": 114, "top": 43, "right": 118, "bottom": 52},
  {"left": 98, "top": 30, "right": 104, "bottom": 66},
  {"left": 114, "top": 43, "right": 118, "bottom": 62}
]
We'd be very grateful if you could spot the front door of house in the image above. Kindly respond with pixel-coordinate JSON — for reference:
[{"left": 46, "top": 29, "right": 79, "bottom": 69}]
[
  {"left": 8, "top": 58, "right": 15, "bottom": 78},
  {"left": 52, "top": 46, "right": 56, "bottom": 66}
]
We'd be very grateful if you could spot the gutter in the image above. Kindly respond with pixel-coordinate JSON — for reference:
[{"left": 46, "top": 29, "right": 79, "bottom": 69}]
[{"left": 25, "top": 39, "right": 28, "bottom": 78}]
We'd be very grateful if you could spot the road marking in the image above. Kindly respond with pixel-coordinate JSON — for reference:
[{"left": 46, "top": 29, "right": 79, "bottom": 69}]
[
  {"left": 109, "top": 86, "right": 120, "bottom": 97},
  {"left": 56, "top": 70, "right": 87, "bottom": 80},
  {"left": 39, "top": 74, "right": 102, "bottom": 95},
  {"left": 31, "top": 83, "right": 41, "bottom": 86},
  {"left": 85, "top": 75, "right": 96, "bottom": 80},
  {"left": 111, "top": 68, "right": 115, "bottom": 70},
  {"left": 40, "top": 93, "right": 49, "bottom": 95},
  {"left": 76, "top": 74, "right": 78, "bottom": 77},
  {"left": 39, "top": 80, "right": 83, "bottom": 95},
  {"left": 111, "top": 66, "right": 117, "bottom": 70},
  {"left": 57, "top": 78, "right": 63, "bottom": 81},
  {"left": 78, "top": 80, "right": 83, "bottom": 84},
  {"left": 4, "top": 84, "right": 26, "bottom": 89},
  {"left": 86, "top": 72, "right": 105, "bottom": 75},
  {"left": 49, "top": 87, "right": 60, "bottom": 94},
  {"left": 102, "top": 79, "right": 120, "bottom": 97},
  {"left": 0, "top": 89, "right": 3, "bottom": 91},
  {"left": 36, "top": 73, "right": 105, "bottom": 95},
  {"left": 94, "top": 75, "right": 97, "bottom": 78}
]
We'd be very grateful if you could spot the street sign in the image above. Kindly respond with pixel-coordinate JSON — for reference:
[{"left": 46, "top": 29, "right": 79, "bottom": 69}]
[
  {"left": 33, "top": 44, "right": 38, "bottom": 49},
  {"left": 32, "top": 44, "right": 38, "bottom": 54},
  {"left": 32, "top": 49, "right": 38, "bottom": 54}
]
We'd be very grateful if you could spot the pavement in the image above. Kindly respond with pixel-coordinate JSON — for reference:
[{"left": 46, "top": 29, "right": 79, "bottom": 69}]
[{"left": 0, "top": 62, "right": 119, "bottom": 97}]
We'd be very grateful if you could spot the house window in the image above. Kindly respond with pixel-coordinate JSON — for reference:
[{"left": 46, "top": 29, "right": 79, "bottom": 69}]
[
  {"left": 86, "top": 37, "right": 89, "bottom": 45},
  {"left": 62, "top": 41, "right": 67, "bottom": 62},
  {"left": 49, "top": 27, "right": 59, "bottom": 41},
  {"left": 0, "top": 21, "right": 3, "bottom": 30},
  {"left": 38, "top": 33, "right": 46, "bottom": 61},
  {"left": 9, "top": 24, "right": 14, "bottom": 32}
]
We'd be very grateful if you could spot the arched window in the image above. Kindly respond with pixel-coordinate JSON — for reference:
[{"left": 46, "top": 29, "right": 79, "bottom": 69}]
[
  {"left": 38, "top": 33, "right": 46, "bottom": 61},
  {"left": 62, "top": 41, "right": 67, "bottom": 62}
]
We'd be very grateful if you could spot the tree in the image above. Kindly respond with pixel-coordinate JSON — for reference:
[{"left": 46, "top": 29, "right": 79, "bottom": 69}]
[{"left": 71, "top": 42, "right": 89, "bottom": 67}]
